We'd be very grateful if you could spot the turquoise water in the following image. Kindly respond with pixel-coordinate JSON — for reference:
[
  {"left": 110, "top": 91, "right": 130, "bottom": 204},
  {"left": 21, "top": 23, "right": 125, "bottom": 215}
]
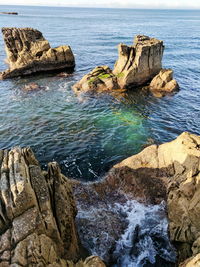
[{"left": 0, "top": 6, "right": 200, "bottom": 181}]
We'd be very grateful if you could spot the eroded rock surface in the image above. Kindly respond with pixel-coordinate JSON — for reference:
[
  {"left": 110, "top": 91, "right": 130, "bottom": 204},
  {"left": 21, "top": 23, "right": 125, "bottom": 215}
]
[
  {"left": 0, "top": 147, "right": 106, "bottom": 266},
  {"left": 0, "top": 132, "right": 199, "bottom": 266},
  {"left": 150, "top": 69, "right": 179, "bottom": 97},
  {"left": 73, "top": 35, "right": 179, "bottom": 97},
  {"left": 70, "top": 132, "right": 200, "bottom": 265},
  {"left": 0, "top": 27, "right": 75, "bottom": 79},
  {"left": 106, "top": 132, "right": 200, "bottom": 263},
  {"left": 113, "top": 35, "right": 164, "bottom": 88}
]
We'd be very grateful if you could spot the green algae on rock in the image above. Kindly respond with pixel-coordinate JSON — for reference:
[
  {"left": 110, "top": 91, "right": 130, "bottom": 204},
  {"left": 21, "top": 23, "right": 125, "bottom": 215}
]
[{"left": 73, "top": 35, "right": 179, "bottom": 97}]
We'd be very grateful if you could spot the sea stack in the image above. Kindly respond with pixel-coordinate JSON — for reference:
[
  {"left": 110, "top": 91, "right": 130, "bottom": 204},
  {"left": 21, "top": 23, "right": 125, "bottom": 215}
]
[
  {"left": 73, "top": 35, "right": 179, "bottom": 97},
  {"left": 0, "top": 27, "right": 75, "bottom": 79}
]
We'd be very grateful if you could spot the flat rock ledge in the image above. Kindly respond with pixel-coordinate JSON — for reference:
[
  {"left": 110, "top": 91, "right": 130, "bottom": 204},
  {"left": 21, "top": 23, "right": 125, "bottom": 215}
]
[
  {"left": 0, "top": 147, "right": 105, "bottom": 267},
  {"left": 0, "top": 27, "right": 75, "bottom": 79},
  {"left": 73, "top": 35, "right": 179, "bottom": 97}
]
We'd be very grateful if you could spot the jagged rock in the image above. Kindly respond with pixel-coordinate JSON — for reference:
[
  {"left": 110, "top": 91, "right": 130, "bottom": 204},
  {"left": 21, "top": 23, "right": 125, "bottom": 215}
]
[
  {"left": 150, "top": 69, "right": 179, "bottom": 97},
  {"left": 73, "top": 35, "right": 166, "bottom": 95},
  {"left": 0, "top": 147, "right": 81, "bottom": 266},
  {"left": 0, "top": 27, "right": 75, "bottom": 79},
  {"left": 108, "top": 132, "right": 200, "bottom": 263},
  {"left": 104, "top": 132, "right": 200, "bottom": 263},
  {"left": 113, "top": 35, "right": 164, "bottom": 87}
]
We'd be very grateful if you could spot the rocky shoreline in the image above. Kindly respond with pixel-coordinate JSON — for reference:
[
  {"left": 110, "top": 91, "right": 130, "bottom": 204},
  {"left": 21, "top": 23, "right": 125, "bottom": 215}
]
[
  {"left": 0, "top": 133, "right": 200, "bottom": 266},
  {"left": 0, "top": 27, "right": 199, "bottom": 266}
]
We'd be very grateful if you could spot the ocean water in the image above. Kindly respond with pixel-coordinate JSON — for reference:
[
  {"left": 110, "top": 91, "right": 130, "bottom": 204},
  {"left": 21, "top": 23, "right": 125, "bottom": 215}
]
[
  {"left": 0, "top": 6, "right": 200, "bottom": 181},
  {"left": 0, "top": 6, "right": 199, "bottom": 266}
]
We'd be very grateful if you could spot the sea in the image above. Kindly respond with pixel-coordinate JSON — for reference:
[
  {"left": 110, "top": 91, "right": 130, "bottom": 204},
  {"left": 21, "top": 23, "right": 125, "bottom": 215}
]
[{"left": 0, "top": 5, "right": 200, "bottom": 266}]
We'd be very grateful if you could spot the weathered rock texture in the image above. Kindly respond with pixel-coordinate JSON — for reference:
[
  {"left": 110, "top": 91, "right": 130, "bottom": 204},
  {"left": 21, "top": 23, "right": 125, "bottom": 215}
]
[
  {"left": 150, "top": 69, "right": 180, "bottom": 97},
  {"left": 73, "top": 35, "right": 178, "bottom": 96},
  {"left": 108, "top": 132, "right": 200, "bottom": 264},
  {"left": 0, "top": 147, "right": 105, "bottom": 266},
  {"left": 113, "top": 35, "right": 164, "bottom": 88},
  {"left": 70, "top": 132, "right": 200, "bottom": 265},
  {"left": 179, "top": 253, "right": 200, "bottom": 267},
  {"left": 0, "top": 27, "right": 75, "bottom": 79}
]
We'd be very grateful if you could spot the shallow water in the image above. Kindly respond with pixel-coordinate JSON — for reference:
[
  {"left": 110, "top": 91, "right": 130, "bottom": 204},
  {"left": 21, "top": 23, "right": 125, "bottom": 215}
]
[{"left": 0, "top": 6, "right": 200, "bottom": 180}]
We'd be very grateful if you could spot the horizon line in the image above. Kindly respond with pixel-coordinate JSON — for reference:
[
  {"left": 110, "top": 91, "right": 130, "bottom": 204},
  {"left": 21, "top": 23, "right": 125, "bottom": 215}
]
[{"left": 0, "top": 3, "right": 200, "bottom": 10}]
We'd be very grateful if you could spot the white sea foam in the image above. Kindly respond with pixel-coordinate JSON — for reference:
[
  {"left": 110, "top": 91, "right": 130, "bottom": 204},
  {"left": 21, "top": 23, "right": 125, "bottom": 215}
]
[
  {"left": 112, "top": 200, "right": 176, "bottom": 267},
  {"left": 77, "top": 199, "right": 176, "bottom": 267}
]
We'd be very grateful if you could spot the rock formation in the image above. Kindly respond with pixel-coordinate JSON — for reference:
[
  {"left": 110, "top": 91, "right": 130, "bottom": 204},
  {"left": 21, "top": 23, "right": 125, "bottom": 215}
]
[
  {"left": 0, "top": 27, "right": 75, "bottom": 79},
  {"left": 108, "top": 132, "right": 200, "bottom": 265},
  {"left": 73, "top": 35, "right": 178, "bottom": 96},
  {"left": 0, "top": 147, "right": 105, "bottom": 266},
  {"left": 150, "top": 69, "right": 180, "bottom": 97},
  {"left": 0, "top": 132, "right": 199, "bottom": 266},
  {"left": 70, "top": 132, "right": 200, "bottom": 266},
  {"left": 113, "top": 35, "right": 164, "bottom": 88},
  {"left": 105, "top": 132, "right": 200, "bottom": 264}
]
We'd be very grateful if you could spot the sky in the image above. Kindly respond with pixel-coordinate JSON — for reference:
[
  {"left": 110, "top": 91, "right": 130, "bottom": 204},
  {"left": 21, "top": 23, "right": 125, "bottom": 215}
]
[{"left": 0, "top": 0, "right": 200, "bottom": 9}]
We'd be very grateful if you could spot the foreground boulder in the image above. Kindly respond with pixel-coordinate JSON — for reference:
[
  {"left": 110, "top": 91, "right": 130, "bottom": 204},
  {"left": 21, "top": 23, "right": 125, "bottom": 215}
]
[
  {"left": 150, "top": 69, "right": 179, "bottom": 97},
  {"left": 73, "top": 35, "right": 179, "bottom": 97},
  {"left": 0, "top": 147, "right": 105, "bottom": 266},
  {"left": 0, "top": 27, "right": 75, "bottom": 79}
]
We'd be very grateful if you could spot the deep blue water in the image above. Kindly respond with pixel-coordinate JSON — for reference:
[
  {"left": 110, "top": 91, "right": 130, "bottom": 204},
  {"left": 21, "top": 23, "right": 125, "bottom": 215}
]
[{"left": 0, "top": 6, "right": 200, "bottom": 181}]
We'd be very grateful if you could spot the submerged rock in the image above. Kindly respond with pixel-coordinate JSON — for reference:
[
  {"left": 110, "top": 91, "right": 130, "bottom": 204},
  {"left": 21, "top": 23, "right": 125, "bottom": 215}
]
[
  {"left": 23, "top": 82, "right": 45, "bottom": 91},
  {"left": 0, "top": 147, "right": 105, "bottom": 266},
  {"left": 150, "top": 69, "right": 179, "bottom": 97},
  {"left": 0, "top": 27, "right": 75, "bottom": 79},
  {"left": 73, "top": 35, "right": 178, "bottom": 97}
]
